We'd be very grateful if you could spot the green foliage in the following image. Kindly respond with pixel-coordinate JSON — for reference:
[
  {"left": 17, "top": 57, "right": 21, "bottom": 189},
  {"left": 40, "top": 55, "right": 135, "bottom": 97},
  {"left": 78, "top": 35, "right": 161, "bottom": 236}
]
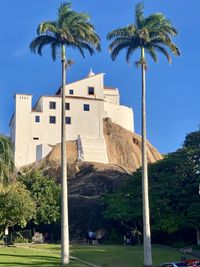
[
  {"left": 183, "top": 130, "right": 200, "bottom": 149},
  {"left": 0, "top": 135, "right": 14, "bottom": 184},
  {"left": 14, "top": 236, "right": 29, "bottom": 243},
  {"left": 105, "top": 229, "right": 123, "bottom": 244},
  {"left": 17, "top": 170, "right": 61, "bottom": 224},
  {"left": 102, "top": 129, "right": 200, "bottom": 239},
  {"left": 0, "top": 182, "right": 36, "bottom": 233},
  {"left": 107, "top": 2, "right": 181, "bottom": 64},
  {"left": 102, "top": 170, "right": 142, "bottom": 229},
  {"left": 150, "top": 147, "right": 200, "bottom": 233},
  {"left": 30, "top": 2, "right": 101, "bottom": 61}
]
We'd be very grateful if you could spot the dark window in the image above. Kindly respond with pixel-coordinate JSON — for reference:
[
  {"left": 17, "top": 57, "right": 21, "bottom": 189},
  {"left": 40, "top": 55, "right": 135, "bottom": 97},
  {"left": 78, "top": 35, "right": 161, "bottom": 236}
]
[
  {"left": 88, "top": 87, "right": 94, "bottom": 95},
  {"left": 65, "top": 103, "right": 70, "bottom": 110},
  {"left": 49, "top": 101, "right": 56, "bottom": 109},
  {"left": 49, "top": 116, "right": 56, "bottom": 124},
  {"left": 65, "top": 117, "right": 71, "bottom": 124},
  {"left": 35, "top": 115, "right": 40, "bottom": 123},
  {"left": 69, "top": 89, "right": 74, "bottom": 95},
  {"left": 83, "top": 104, "right": 90, "bottom": 111},
  {"left": 33, "top": 137, "right": 39, "bottom": 140}
]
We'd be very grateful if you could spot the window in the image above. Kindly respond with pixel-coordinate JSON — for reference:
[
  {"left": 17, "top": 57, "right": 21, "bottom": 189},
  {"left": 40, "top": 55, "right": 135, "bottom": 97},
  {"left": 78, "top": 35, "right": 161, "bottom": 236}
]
[
  {"left": 88, "top": 87, "right": 94, "bottom": 95},
  {"left": 35, "top": 115, "right": 40, "bottom": 123},
  {"left": 49, "top": 101, "right": 56, "bottom": 109},
  {"left": 69, "top": 89, "right": 74, "bottom": 95},
  {"left": 49, "top": 116, "right": 56, "bottom": 124},
  {"left": 83, "top": 104, "right": 90, "bottom": 111},
  {"left": 65, "top": 117, "right": 71, "bottom": 124},
  {"left": 65, "top": 103, "right": 70, "bottom": 110}
]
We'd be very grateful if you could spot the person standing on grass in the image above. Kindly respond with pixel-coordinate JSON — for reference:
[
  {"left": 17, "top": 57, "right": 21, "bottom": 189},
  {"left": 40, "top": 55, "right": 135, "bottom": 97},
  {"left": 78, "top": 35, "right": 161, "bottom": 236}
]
[{"left": 88, "top": 230, "right": 93, "bottom": 245}]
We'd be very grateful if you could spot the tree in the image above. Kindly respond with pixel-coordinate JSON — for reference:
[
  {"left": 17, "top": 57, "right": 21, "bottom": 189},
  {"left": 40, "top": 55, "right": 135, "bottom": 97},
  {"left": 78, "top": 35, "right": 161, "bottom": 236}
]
[
  {"left": 0, "top": 135, "right": 14, "bottom": 184},
  {"left": 183, "top": 129, "right": 200, "bottom": 150},
  {"left": 107, "top": 3, "right": 180, "bottom": 266},
  {"left": 18, "top": 170, "right": 61, "bottom": 225},
  {"left": 0, "top": 182, "right": 36, "bottom": 236},
  {"left": 29, "top": 2, "right": 100, "bottom": 264},
  {"left": 102, "top": 129, "right": 200, "bottom": 246}
]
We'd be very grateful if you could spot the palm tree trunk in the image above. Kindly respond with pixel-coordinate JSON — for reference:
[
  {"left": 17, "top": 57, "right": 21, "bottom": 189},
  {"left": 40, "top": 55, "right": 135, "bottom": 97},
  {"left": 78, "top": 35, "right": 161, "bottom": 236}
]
[
  {"left": 141, "top": 47, "right": 152, "bottom": 267},
  {"left": 197, "top": 229, "right": 200, "bottom": 245},
  {"left": 61, "top": 44, "right": 69, "bottom": 265}
]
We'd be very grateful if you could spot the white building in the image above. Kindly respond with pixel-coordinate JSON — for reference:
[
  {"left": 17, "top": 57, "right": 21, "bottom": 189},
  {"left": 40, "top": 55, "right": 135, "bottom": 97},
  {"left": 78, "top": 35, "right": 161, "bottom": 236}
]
[{"left": 10, "top": 71, "right": 134, "bottom": 168}]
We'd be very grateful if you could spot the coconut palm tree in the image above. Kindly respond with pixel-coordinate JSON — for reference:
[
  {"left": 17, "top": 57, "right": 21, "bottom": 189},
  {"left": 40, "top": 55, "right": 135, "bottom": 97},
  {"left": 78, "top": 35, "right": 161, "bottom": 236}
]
[
  {"left": 29, "top": 2, "right": 101, "bottom": 265},
  {"left": 107, "top": 3, "right": 180, "bottom": 267},
  {"left": 0, "top": 135, "right": 14, "bottom": 185}
]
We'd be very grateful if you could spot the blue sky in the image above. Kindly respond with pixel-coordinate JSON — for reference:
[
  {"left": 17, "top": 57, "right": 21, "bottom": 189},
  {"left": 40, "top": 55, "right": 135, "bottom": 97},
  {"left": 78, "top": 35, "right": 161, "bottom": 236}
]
[{"left": 0, "top": 0, "right": 199, "bottom": 154}]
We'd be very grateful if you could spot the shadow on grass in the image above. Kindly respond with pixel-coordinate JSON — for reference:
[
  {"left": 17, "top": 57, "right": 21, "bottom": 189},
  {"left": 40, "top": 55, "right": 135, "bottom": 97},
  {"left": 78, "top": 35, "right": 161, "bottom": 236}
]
[
  {"left": 0, "top": 254, "right": 57, "bottom": 259},
  {"left": 0, "top": 253, "right": 60, "bottom": 266},
  {"left": 0, "top": 263, "right": 62, "bottom": 266}
]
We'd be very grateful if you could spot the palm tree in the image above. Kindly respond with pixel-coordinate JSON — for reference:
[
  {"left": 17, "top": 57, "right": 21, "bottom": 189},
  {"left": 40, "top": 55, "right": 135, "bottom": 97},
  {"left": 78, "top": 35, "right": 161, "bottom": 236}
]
[
  {"left": 107, "top": 3, "right": 180, "bottom": 267},
  {"left": 0, "top": 135, "right": 14, "bottom": 185},
  {"left": 30, "top": 2, "right": 101, "bottom": 265}
]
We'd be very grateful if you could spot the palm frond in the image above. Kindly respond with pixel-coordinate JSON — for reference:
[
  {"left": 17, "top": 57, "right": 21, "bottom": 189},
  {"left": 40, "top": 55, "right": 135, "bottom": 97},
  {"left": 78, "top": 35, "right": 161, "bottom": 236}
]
[
  {"left": 51, "top": 43, "right": 60, "bottom": 60},
  {"left": 29, "top": 35, "right": 58, "bottom": 56},
  {"left": 145, "top": 47, "right": 158, "bottom": 63},
  {"left": 37, "top": 21, "right": 58, "bottom": 35},
  {"left": 153, "top": 44, "right": 172, "bottom": 63},
  {"left": 126, "top": 44, "right": 140, "bottom": 63},
  {"left": 109, "top": 41, "right": 131, "bottom": 61},
  {"left": 135, "top": 2, "right": 144, "bottom": 29},
  {"left": 109, "top": 37, "right": 132, "bottom": 50},
  {"left": 168, "top": 42, "right": 181, "bottom": 56},
  {"left": 76, "top": 42, "right": 96, "bottom": 57},
  {"left": 57, "top": 2, "right": 72, "bottom": 18},
  {"left": 107, "top": 25, "right": 136, "bottom": 40}
]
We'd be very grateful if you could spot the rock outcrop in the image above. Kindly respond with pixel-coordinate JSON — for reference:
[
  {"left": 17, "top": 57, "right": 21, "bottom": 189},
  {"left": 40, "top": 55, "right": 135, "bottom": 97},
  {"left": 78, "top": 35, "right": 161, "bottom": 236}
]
[
  {"left": 39, "top": 119, "right": 162, "bottom": 173},
  {"left": 22, "top": 120, "right": 163, "bottom": 237}
]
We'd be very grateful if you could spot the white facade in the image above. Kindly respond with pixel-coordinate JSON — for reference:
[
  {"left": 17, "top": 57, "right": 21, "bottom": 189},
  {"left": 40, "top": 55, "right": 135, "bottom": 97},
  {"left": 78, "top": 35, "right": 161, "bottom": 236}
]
[{"left": 10, "top": 72, "right": 134, "bottom": 167}]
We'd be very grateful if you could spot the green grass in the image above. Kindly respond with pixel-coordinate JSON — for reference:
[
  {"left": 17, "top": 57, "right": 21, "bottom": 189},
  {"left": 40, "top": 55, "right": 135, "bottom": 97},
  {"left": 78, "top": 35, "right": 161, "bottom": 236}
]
[{"left": 0, "top": 244, "right": 183, "bottom": 267}]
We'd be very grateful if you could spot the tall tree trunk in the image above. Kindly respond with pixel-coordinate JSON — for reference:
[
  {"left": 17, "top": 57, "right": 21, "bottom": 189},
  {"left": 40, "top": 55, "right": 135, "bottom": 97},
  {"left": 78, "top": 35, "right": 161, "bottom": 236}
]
[
  {"left": 141, "top": 47, "right": 152, "bottom": 267},
  {"left": 61, "top": 45, "right": 69, "bottom": 265},
  {"left": 197, "top": 229, "right": 200, "bottom": 246}
]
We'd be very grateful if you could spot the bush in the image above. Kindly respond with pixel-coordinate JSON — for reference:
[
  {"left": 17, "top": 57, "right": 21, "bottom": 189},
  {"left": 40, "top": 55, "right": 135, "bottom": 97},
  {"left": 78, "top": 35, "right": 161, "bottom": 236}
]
[
  {"left": 14, "top": 237, "right": 29, "bottom": 243},
  {"left": 105, "top": 229, "right": 123, "bottom": 244}
]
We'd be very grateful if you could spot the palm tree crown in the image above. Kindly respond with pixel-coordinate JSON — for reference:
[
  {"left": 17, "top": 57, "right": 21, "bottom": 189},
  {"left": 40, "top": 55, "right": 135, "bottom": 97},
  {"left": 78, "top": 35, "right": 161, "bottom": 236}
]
[
  {"left": 30, "top": 2, "right": 101, "bottom": 60},
  {"left": 107, "top": 2, "right": 180, "bottom": 64}
]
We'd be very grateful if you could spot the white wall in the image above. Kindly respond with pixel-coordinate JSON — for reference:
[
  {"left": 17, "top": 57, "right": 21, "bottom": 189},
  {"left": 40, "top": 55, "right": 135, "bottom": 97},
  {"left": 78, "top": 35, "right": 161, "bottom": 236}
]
[
  {"left": 12, "top": 73, "right": 135, "bottom": 167},
  {"left": 60, "top": 73, "right": 105, "bottom": 100},
  {"left": 103, "top": 88, "right": 120, "bottom": 105},
  {"left": 14, "top": 94, "right": 32, "bottom": 167},
  {"left": 104, "top": 102, "right": 134, "bottom": 132},
  {"left": 14, "top": 94, "right": 104, "bottom": 166}
]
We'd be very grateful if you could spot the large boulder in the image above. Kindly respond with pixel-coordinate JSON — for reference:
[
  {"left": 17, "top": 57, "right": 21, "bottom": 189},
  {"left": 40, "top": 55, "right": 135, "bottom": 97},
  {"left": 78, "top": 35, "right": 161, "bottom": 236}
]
[{"left": 20, "top": 120, "right": 163, "bottom": 238}]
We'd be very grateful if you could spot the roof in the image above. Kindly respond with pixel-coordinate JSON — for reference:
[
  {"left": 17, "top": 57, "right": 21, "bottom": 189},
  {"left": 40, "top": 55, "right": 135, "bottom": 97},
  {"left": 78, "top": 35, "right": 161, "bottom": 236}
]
[
  {"left": 55, "top": 73, "right": 105, "bottom": 95},
  {"left": 33, "top": 95, "right": 61, "bottom": 109},
  {"left": 33, "top": 94, "right": 104, "bottom": 111},
  {"left": 14, "top": 93, "right": 33, "bottom": 98},
  {"left": 104, "top": 86, "right": 117, "bottom": 90}
]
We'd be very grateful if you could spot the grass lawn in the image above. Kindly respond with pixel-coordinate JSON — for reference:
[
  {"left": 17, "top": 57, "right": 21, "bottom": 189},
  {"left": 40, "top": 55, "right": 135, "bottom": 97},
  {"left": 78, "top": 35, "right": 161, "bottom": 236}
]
[{"left": 0, "top": 244, "right": 183, "bottom": 267}]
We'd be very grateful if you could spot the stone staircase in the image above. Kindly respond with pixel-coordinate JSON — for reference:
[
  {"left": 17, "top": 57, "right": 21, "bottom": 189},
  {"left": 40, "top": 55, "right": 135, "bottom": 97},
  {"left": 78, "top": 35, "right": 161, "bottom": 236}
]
[{"left": 80, "top": 137, "right": 109, "bottom": 164}]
